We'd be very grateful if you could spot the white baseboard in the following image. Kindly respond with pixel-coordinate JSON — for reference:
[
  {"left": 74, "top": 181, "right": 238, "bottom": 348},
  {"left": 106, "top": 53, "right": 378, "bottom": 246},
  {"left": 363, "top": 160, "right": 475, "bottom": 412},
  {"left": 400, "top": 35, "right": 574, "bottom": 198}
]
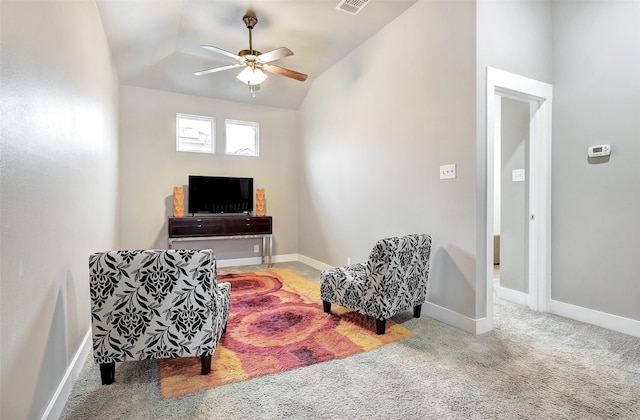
[
  {"left": 42, "top": 329, "right": 92, "bottom": 420},
  {"left": 496, "top": 286, "right": 529, "bottom": 306},
  {"left": 297, "top": 254, "right": 334, "bottom": 272},
  {"left": 549, "top": 299, "right": 640, "bottom": 338},
  {"left": 423, "top": 301, "right": 479, "bottom": 335},
  {"left": 475, "top": 316, "right": 493, "bottom": 335},
  {"left": 217, "top": 257, "right": 263, "bottom": 267},
  {"left": 272, "top": 253, "right": 299, "bottom": 263}
]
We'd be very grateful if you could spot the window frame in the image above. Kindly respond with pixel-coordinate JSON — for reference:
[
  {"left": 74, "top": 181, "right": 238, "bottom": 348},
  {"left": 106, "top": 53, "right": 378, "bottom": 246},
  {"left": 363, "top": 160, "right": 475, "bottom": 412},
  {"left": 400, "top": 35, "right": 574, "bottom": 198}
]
[
  {"left": 225, "top": 119, "right": 260, "bottom": 157},
  {"left": 176, "top": 113, "right": 215, "bottom": 154}
]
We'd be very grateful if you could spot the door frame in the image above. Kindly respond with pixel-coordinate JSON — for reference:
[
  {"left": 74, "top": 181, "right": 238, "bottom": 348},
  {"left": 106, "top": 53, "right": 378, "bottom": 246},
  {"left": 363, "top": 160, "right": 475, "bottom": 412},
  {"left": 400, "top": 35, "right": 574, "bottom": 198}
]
[{"left": 484, "top": 67, "right": 553, "bottom": 329}]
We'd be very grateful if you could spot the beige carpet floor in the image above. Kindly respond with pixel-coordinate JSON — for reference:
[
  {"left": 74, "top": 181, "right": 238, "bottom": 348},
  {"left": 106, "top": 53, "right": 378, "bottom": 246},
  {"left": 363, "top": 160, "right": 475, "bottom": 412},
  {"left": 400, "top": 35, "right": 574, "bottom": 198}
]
[{"left": 60, "top": 261, "right": 640, "bottom": 419}]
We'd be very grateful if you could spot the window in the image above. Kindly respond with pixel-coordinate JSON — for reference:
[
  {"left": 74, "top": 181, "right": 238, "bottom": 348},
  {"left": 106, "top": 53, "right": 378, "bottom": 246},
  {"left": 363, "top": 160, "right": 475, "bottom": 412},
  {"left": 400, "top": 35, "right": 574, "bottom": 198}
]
[
  {"left": 176, "top": 114, "right": 214, "bottom": 153},
  {"left": 225, "top": 119, "right": 259, "bottom": 156}
]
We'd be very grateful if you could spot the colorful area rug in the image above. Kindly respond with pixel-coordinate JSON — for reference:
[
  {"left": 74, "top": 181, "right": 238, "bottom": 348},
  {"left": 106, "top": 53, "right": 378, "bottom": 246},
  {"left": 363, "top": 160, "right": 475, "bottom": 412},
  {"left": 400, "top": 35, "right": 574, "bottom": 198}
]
[{"left": 158, "top": 268, "right": 413, "bottom": 399}]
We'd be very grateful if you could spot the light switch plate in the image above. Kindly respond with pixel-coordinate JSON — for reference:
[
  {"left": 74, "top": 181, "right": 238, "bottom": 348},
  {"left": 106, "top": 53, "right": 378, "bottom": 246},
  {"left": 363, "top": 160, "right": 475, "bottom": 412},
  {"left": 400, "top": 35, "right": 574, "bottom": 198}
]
[
  {"left": 512, "top": 169, "right": 525, "bottom": 182},
  {"left": 440, "top": 164, "right": 456, "bottom": 180}
]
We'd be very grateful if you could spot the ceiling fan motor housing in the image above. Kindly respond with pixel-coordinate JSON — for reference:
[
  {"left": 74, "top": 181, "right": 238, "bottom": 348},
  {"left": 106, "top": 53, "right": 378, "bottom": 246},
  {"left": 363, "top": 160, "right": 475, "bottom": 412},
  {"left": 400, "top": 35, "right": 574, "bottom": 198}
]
[
  {"left": 239, "top": 49, "right": 261, "bottom": 58},
  {"left": 243, "top": 15, "right": 257, "bottom": 29}
]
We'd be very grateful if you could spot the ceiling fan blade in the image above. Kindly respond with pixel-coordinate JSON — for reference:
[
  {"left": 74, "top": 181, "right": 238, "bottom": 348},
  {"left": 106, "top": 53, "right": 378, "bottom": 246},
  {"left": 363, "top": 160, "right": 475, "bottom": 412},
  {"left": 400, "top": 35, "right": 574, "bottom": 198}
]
[
  {"left": 257, "top": 47, "right": 293, "bottom": 64},
  {"left": 201, "top": 45, "right": 243, "bottom": 62},
  {"left": 264, "top": 64, "right": 308, "bottom": 82},
  {"left": 194, "top": 63, "right": 245, "bottom": 76}
]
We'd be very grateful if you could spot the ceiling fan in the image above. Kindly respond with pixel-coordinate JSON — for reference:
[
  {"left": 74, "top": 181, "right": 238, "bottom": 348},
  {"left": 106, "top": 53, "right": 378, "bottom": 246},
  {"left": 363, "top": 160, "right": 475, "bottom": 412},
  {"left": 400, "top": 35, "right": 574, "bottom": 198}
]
[{"left": 194, "top": 13, "right": 308, "bottom": 96}]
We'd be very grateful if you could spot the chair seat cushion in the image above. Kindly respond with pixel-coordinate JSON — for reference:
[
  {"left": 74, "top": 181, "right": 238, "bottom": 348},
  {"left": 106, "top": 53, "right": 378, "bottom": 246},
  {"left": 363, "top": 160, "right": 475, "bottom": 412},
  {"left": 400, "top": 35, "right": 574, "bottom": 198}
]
[{"left": 320, "top": 262, "right": 368, "bottom": 314}]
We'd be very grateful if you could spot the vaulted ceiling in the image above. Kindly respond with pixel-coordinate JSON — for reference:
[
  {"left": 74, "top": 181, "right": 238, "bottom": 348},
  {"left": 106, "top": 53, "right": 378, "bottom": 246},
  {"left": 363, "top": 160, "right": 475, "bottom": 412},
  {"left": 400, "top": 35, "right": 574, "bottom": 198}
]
[{"left": 96, "top": 0, "right": 417, "bottom": 110}]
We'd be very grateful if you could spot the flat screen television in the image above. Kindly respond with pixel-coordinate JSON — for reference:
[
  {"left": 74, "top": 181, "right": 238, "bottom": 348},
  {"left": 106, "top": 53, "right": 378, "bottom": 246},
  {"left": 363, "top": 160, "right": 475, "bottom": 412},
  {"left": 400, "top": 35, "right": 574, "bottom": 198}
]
[{"left": 188, "top": 175, "right": 253, "bottom": 215}]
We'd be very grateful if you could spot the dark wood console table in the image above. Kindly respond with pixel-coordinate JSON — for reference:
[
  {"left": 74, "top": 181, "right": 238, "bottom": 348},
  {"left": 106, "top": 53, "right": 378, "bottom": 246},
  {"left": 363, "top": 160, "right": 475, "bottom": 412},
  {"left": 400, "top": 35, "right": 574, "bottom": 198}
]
[{"left": 168, "top": 216, "right": 273, "bottom": 266}]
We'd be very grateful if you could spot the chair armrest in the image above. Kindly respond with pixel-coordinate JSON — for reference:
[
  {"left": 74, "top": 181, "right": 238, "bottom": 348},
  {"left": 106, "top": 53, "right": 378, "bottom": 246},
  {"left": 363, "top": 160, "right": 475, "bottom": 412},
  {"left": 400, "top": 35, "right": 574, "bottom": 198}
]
[{"left": 321, "top": 262, "right": 367, "bottom": 284}]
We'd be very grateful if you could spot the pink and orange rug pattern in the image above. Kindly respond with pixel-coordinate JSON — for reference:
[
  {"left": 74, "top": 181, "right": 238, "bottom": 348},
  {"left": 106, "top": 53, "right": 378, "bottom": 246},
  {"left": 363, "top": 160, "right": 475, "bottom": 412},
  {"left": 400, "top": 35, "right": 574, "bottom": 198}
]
[{"left": 159, "top": 269, "right": 413, "bottom": 399}]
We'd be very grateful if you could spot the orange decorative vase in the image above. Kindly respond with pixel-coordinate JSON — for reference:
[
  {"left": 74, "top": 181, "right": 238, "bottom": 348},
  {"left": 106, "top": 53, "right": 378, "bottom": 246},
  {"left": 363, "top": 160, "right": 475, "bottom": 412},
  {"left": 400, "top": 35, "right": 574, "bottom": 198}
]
[
  {"left": 173, "top": 186, "right": 185, "bottom": 217},
  {"left": 255, "top": 189, "right": 266, "bottom": 216}
]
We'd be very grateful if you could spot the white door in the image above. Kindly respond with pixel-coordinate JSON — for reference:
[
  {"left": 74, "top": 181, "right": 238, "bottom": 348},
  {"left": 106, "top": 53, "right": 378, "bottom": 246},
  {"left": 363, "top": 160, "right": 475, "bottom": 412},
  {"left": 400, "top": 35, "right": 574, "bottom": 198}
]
[{"left": 483, "top": 67, "right": 553, "bottom": 332}]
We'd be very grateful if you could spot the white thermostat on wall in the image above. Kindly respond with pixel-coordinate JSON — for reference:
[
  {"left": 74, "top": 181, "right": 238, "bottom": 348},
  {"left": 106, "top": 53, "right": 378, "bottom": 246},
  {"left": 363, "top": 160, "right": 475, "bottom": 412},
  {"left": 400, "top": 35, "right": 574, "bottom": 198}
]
[{"left": 588, "top": 144, "right": 610, "bottom": 157}]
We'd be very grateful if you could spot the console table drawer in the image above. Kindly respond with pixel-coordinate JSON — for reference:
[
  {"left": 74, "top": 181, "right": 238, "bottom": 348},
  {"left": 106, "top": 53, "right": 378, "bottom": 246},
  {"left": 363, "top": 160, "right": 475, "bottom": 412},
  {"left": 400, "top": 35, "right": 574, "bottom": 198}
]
[
  {"left": 169, "top": 216, "right": 272, "bottom": 237},
  {"left": 226, "top": 217, "right": 272, "bottom": 234}
]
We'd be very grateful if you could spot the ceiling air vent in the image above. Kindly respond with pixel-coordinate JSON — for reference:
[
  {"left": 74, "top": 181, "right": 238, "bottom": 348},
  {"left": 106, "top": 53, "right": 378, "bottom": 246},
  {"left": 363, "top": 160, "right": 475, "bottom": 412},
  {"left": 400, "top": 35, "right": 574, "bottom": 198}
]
[{"left": 335, "top": 0, "right": 371, "bottom": 15}]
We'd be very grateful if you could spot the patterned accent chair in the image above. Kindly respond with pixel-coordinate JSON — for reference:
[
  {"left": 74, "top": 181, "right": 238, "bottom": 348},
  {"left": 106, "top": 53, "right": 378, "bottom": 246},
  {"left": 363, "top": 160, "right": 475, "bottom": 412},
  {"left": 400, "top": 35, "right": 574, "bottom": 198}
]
[
  {"left": 320, "top": 234, "right": 432, "bottom": 335},
  {"left": 89, "top": 249, "right": 230, "bottom": 385}
]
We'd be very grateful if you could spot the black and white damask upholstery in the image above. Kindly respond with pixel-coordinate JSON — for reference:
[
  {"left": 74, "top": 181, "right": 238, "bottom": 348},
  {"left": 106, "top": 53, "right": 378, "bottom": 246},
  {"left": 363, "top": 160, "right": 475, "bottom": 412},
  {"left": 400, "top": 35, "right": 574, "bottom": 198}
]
[
  {"left": 89, "top": 249, "right": 230, "bottom": 385},
  {"left": 320, "top": 234, "right": 432, "bottom": 335}
]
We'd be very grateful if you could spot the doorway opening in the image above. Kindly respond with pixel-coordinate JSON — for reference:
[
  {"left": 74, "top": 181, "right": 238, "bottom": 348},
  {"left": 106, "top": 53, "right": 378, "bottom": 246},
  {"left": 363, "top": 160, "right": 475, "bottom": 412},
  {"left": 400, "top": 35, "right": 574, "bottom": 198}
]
[
  {"left": 483, "top": 67, "right": 553, "bottom": 332},
  {"left": 494, "top": 96, "right": 531, "bottom": 307}
]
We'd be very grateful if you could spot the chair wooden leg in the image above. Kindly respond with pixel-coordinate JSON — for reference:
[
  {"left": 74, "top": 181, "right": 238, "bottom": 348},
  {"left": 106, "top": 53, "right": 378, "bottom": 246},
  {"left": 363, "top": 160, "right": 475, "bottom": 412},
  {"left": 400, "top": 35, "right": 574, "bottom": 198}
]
[
  {"left": 376, "top": 319, "right": 386, "bottom": 335},
  {"left": 100, "top": 362, "right": 115, "bottom": 385},
  {"left": 414, "top": 304, "right": 422, "bottom": 318},
  {"left": 323, "top": 301, "right": 331, "bottom": 314},
  {"left": 201, "top": 355, "right": 212, "bottom": 375}
]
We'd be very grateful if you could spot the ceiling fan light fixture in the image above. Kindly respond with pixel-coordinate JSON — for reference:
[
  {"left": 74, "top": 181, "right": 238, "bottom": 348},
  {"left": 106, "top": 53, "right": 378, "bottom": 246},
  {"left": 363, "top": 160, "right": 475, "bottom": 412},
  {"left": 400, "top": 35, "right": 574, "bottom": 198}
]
[{"left": 236, "top": 66, "right": 267, "bottom": 85}]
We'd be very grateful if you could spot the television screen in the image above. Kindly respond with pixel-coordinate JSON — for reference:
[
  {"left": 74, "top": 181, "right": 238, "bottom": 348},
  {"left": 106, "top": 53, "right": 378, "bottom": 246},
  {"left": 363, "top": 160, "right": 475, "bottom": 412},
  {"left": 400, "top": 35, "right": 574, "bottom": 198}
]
[{"left": 188, "top": 176, "right": 253, "bottom": 215}]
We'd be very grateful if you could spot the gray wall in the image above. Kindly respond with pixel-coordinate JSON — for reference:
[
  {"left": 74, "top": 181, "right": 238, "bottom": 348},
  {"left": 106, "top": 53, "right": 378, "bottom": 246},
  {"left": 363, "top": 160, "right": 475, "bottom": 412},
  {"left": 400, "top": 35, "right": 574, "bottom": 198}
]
[
  {"left": 476, "top": 1, "right": 552, "bottom": 84},
  {"left": 551, "top": 1, "right": 640, "bottom": 320},
  {"left": 0, "top": 1, "right": 120, "bottom": 418},
  {"left": 118, "top": 86, "right": 300, "bottom": 261},
  {"left": 500, "top": 97, "right": 530, "bottom": 293},
  {"left": 479, "top": 0, "right": 640, "bottom": 323},
  {"left": 299, "top": 1, "right": 478, "bottom": 318},
  {"left": 476, "top": 0, "right": 552, "bottom": 317},
  {"left": 2, "top": 4, "right": 638, "bottom": 418}
]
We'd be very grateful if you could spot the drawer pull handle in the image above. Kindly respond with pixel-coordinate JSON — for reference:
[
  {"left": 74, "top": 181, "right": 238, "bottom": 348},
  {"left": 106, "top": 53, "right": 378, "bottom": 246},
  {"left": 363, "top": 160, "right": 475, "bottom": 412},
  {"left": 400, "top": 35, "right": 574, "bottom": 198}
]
[{"left": 197, "top": 224, "right": 202, "bottom": 228}]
